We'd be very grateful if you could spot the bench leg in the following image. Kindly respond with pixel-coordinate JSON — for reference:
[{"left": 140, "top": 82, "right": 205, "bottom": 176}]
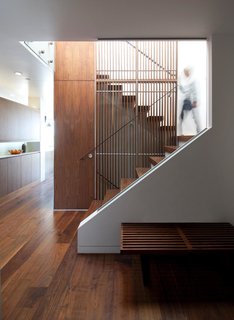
[
  {"left": 223, "top": 253, "right": 234, "bottom": 283},
  {"left": 140, "top": 254, "right": 150, "bottom": 286}
]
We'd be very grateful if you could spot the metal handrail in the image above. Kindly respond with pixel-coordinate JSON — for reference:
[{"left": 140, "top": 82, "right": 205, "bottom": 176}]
[
  {"left": 80, "top": 84, "right": 177, "bottom": 160},
  {"left": 97, "top": 171, "right": 119, "bottom": 189},
  {"left": 93, "top": 40, "right": 178, "bottom": 198}
]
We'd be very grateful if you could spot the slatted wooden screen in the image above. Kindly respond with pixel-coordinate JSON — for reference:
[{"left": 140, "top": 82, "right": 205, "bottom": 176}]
[{"left": 96, "top": 40, "right": 177, "bottom": 199}]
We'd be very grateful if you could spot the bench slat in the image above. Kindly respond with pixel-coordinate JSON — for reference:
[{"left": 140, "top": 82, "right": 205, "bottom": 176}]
[{"left": 121, "top": 223, "right": 234, "bottom": 254}]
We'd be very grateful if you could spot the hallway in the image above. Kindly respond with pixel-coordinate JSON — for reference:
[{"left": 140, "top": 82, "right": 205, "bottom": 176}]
[{"left": 0, "top": 178, "right": 234, "bottom": 319}]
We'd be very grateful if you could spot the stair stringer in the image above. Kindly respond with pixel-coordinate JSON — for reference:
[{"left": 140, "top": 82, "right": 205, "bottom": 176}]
[{"left": 78, "top": 128, "right": 232, "bottom": 253}]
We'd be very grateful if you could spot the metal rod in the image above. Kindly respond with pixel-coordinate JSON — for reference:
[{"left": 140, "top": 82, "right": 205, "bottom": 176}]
[{"left": 94, "top": 40, "right": 179, "bottom": 197}]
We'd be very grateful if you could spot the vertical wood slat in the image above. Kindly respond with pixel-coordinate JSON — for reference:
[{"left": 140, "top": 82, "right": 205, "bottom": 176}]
[{"left": 96, "top": 40, "right": 177, "bottom": 199}]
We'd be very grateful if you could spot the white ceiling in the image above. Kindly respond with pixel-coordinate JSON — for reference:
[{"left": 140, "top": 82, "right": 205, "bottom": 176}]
[{"left": 0, "top": 0, "right": 234, "bottom": 102}]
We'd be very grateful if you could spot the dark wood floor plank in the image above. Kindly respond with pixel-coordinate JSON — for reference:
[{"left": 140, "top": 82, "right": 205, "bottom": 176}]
[
  {"left": 1, "top": 178, "right": 234, "bottom": 319},
  {"left": 5, "top": 287, "right": 48, "bottom": 320},
  {"left": 31, "top": 237, "right": 78, "bottom": 320},
  {"left": 57, "top": 214, "right": 82, "bottom": 243},
  {"left": 1, "top": 211, "right": 65, "bottom": 285},
  {"left": 0, "top": 179, "right": 54, "bottom": 269}
]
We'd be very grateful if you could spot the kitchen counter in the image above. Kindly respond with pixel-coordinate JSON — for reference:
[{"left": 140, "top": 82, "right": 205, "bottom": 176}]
[{"left": 0, "top": 151, "right": 40, "bottom": 159}]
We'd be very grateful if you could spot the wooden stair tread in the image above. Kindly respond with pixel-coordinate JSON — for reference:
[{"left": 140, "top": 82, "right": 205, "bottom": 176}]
[
  {"left": 178, "top": 135, "right": 194, "bottom": 142},
  {"left": 82, "top": 200, "right": 103, "bottom": 221},
  {"left": 120, "top": 178, "right": 136, "bottom": 191},
  {"left": 164, "top": 145, "right": 177, "bottom": 153},
  {"left": 96, "top": 74, "right": 110, "bottom": 79},
  {"left": 96, "top": 82, "right": 109, "bottom": 90},
  {"left": 134, "top": 105, "right": 150, "bottom": 112},
  {"left": 160, "top": 125, "right": 176, "bottom": 130},
  {"left": 122, "top": 95, "right": 136, "bottom": 102},
  {"left": 146, "top": 116, "right": 163, "bottom": 121},
  {"left": 149, "top": 156, "right": 165, "bottom": 165},
  {"left": 107, "top": 84, "right": 122, "bottom": 91},
  {"left": 103, "top": 189, "right": 120, "bottom": 204},
  {"left": 136, "top": 167, "right": 150, "bottom": 178}
]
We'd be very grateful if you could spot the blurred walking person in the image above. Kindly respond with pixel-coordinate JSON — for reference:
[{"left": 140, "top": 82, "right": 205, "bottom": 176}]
[{"left": 179, "top": 67, "right": 201, "bottom": 134}]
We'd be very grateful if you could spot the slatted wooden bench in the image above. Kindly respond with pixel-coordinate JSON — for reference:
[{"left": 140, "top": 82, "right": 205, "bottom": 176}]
[{"left": 121, "top": 223, "right": 234, "bottom": 285}]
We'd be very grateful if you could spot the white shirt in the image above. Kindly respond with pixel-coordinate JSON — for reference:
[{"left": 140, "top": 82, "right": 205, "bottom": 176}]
[{"left": 179, "top": 75, "right": 197, "bottom": 103}]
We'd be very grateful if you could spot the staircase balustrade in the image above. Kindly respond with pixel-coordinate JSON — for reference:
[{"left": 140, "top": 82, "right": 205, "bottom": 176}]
[{"left": 81, "top": 40, "right": 178, "bottom": 199}]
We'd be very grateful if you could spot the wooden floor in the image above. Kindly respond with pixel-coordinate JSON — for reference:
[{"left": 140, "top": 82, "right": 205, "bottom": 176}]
[{"left": 1, "top": 178, "right": 234, "bottom": 319}]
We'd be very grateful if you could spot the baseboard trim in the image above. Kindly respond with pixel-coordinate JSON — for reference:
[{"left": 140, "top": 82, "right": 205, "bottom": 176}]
[{"left": 77, "top": 246, "right": 120, "bottom": 254}]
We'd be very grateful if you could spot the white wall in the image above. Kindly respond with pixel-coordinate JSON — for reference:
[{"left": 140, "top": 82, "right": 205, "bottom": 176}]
[
  {"left": 0, "top": 142, "right": 26, "bottom": 155},
  {"left": 0, "top": 79, "right": 29, "bottom": 105},
  {"left": 177, "top": 41, "right": 207, "bottom": 134},
  {"left": 78, "top": 35, "right": 234, "bottom": 253}
]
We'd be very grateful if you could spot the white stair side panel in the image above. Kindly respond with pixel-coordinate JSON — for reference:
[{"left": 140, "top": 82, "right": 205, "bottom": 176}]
[
  {"left": 78, "top": 36, "right": 234, "bottom": 254},
  {"left": 78, "top": 128, "right": 234, "bottom": 253}
]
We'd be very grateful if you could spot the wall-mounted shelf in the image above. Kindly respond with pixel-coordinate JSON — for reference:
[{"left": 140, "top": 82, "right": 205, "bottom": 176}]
[{"left": 0, "top": 151, "right": 40, "bottom": 159}]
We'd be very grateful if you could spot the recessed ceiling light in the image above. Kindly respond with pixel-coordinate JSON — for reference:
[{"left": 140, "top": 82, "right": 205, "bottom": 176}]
[{"left": 14, "top": 71, "right": 22, "bottom": 76}]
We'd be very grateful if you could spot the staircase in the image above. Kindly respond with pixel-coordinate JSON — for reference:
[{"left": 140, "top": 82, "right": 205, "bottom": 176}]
[
  {"left": 82, "top": 105, "right": 194, "bottom": 222},
  {"left": 80, "top": 40, "right": 180, "bottom": 222},
  {"left": 94, "top": 78, "right": 176, "bottom": 194},
  {"left": 77, "top": 40, "right": 208, "bottom": 254}
]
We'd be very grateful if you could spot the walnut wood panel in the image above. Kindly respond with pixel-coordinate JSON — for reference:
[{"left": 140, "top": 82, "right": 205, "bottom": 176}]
[
  {"left": 55, "top": 42, "right": 95, "bottom": 81},
  {"left": 21, "top": 154, "right": 32, "bottom": 186},
  {"left": 54, "top": 81, "right": 94, "bottom": 209},
  {"left": 0, "top": 158, "right": 8, "bottom": 197},
  {"left": 7, "top": 157, "right": 21, "bottom": 193},
  {"left": 54, "top": 41, "right": 95, "bottom": 209}
]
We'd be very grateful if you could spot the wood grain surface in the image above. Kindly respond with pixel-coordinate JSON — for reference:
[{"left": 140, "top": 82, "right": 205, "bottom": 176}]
[
  {"left": 54, "top": 42, "right": 95, "bottom": 209},
  {"left": 1, "top": 178, "right": 234, "bottom": 319},
  {"left": 55, "top": 42, "right": 95, "bottom": 81},
  {"left": 54, "top": 81, "right": 94, "bottom": 209}
]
